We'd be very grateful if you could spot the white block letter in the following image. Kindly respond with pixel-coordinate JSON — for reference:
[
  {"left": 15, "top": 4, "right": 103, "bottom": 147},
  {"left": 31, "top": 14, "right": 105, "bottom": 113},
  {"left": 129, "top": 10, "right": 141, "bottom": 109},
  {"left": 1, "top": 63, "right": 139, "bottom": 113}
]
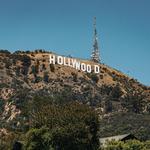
[
  {"left": 64, "top": 57, "right": 68, "bottom": 66},
  {"left": 94, "top": 65, "right": 100, "bottom": 73},
  {"left": 71, "top": 59, "right": 77, "bottom": 68},
  {"left": 57, "top": 56, "right": 63, "bottom": 65},
  {"left": 81, "top": 63, "right": 86, "bottom": 72},
  {"left": 49, "top": 54, "right": 55, "bottom": 64},
  {"left": 87, "top": 65, "right": 92, "bottom": 73},
  {"left": 75, "top": 61, "right": 81, "bottom": 70}
]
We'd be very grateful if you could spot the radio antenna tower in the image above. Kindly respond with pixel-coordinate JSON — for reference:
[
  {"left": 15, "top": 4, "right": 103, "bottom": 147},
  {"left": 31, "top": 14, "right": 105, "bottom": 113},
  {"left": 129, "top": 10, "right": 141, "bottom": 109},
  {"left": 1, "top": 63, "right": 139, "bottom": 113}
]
[{"left": 91, "top": 17, "right": 100, "bottom": 63}]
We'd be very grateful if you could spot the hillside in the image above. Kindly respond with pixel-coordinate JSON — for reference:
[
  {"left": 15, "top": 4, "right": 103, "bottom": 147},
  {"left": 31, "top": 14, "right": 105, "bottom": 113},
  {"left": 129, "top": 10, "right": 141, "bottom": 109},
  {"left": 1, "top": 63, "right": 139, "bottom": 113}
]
[{"left": 0, "top": 49, "right": 150, "bottom": 142}]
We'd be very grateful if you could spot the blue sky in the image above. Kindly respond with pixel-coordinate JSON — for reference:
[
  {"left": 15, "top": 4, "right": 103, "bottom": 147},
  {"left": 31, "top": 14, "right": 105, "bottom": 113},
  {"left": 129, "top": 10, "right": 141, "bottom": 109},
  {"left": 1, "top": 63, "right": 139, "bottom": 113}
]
[{"left": 0, "top": 0, "right": 150, "bottom": 85}]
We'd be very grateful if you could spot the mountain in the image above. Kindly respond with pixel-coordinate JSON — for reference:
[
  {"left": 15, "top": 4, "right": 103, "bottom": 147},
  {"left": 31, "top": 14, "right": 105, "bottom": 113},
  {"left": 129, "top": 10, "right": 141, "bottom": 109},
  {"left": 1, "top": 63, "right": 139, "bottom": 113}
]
[{"left": 0, "top": 49, "right": 150, "bottom": 141}]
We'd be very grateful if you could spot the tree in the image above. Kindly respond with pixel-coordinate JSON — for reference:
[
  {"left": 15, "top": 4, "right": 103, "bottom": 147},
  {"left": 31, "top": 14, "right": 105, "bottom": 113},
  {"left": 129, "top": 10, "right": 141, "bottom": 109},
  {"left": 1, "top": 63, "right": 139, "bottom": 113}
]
[
  {"left": 24, "top": 127, "right": 53, "bottom": 150},
  {"left": 20, "top": 55, "right": 31, "bottom": 76},
  {"left": 21, "top": 55, "right": 31, "bottom": 67},
  {"left": 27, "top": 98, "right": 100, "bottom": 150},
  {"left": 111, "top": 84, "right": 123, "bottom": 100}
]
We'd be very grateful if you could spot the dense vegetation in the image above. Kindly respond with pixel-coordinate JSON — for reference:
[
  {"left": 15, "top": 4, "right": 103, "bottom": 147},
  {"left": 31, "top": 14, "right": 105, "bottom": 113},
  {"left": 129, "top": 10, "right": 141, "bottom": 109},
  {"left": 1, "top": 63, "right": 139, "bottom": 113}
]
[
  {"left": 26, "top": 103, "right": 99, "bottom": 149},
  {"left": 102, "top": 140, "right": 150, "bottom": 150},
  {"left": 0, "top": 96, "right": 100, "bottom": 150}
]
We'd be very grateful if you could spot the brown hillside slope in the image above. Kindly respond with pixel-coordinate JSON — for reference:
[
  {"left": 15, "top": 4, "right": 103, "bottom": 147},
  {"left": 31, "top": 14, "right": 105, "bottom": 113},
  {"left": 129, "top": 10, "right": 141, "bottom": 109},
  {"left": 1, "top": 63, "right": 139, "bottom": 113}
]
[{"left": 0, "top": 50, "right": 150, "bottom": 133}]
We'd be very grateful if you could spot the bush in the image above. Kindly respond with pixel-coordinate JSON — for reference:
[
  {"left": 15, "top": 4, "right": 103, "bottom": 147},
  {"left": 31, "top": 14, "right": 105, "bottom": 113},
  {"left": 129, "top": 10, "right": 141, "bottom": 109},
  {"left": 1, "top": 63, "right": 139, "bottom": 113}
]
[
  {"left": 34, "top": 76, "right": 42, "bottom": 83},
  {"left": 15, "top": 66, "right": 20, "bottom": 76},
  {"left": 43, "top": 72, "right": 49, "bottom": 83},
  {"left": 50, "top": 64, "right": 55, "bottom": 72},
  {"left": 0, "top": 99, "right": 5, "bottom": 113},
  {"left": 0, "top": 49, "right": 10, "bottom": 54},
  {"left": 24, "top": 127, "right": 53, "bottom": 150},
  {"left": 87, "top": 73, "right": 99, "bottom": 83},
  {"left": 103, "top": 140, "right": 147, "bottom": 150},
  {"left": 71, "top": 72, "right": 78, "bottom": 82},
  {"left": 5, "top": 59, "right": 12, "bottom": 69},
  {"left": 111, "top": 84, "right": 123, "bottom": 100},
  {"left": 21, "top": 55, "right": 31, "bottom": 67},
  {"left": 0, "top": 132, "right": 21, "bottom": 150}
]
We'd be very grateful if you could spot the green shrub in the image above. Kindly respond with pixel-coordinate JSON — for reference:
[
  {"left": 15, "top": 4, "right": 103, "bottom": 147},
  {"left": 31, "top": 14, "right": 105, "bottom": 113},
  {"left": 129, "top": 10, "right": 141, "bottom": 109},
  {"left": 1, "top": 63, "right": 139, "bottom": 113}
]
[
  {"left": 87, "top": 73, "right": 99, "bottom": 83},
  {"left": 0, "top": 99, "right": 5, "bottom": 113},
  {"left": 50, "top": 64, "right": 55, "bottom": 72},
  {"left": 0, "top": 49, "right": 10, "bottom": 54},
  {"left": 43, "top": 72, "right": 49, "bottom": 83},
  {"left": 24, "top": 127, "right": 53, "bottom": 150},
  {"left": 103, "top": 140, "right": 146, "bottom": 150}
]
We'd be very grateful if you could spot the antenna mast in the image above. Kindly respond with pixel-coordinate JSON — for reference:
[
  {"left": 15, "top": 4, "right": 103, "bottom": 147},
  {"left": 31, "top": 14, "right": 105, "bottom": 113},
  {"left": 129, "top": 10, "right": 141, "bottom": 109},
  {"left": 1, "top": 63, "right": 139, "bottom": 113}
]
[{"left": 91, "top": 17, "right": 100, "bottom": 63}]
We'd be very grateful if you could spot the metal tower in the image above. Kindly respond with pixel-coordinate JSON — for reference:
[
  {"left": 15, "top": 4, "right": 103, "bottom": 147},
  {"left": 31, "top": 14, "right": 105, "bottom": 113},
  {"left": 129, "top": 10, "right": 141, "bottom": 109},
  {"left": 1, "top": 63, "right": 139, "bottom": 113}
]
[{"left": 91, "top": 17, "right": 100, "bottom": 63}]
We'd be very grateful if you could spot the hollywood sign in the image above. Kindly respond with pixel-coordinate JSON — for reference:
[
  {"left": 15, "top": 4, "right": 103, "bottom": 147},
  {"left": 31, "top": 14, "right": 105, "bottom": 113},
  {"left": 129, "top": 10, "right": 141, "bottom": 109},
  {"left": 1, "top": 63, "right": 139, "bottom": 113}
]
[{"left": 49, "top": 54, "right": 100, "bottom": 73}]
